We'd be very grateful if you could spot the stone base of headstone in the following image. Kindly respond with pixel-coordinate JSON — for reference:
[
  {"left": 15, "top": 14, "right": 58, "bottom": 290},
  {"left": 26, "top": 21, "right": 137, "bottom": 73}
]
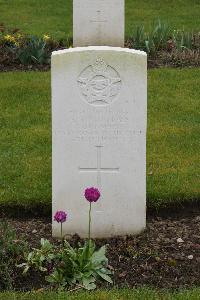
[{"left": 52, "top": 46, "right": 147, "bottom": 238}]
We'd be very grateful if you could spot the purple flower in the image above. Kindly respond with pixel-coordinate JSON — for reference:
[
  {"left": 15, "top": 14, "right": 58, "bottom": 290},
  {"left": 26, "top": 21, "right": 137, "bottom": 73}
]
[
  {"left": 84, "top": 187, "right": 101, "bottom": 203},
  {"left": 54, "top": 211, "right": 67, "bottom": 223}
]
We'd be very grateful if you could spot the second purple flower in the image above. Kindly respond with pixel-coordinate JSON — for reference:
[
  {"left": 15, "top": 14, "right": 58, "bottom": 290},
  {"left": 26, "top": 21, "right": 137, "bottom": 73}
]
[{"left": 54, "top": 211, "right": 67, "bottom": 223}]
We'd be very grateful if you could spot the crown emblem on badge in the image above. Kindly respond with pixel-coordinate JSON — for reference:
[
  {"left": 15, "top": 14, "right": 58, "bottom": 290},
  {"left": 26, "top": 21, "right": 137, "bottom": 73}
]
[{"left": 92, "top": 58, "right": 107, "bottom": 74}]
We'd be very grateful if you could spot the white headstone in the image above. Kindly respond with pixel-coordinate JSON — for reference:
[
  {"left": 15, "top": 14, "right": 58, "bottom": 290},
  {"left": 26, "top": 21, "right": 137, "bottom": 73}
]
[
  {"left": 73, "top": 0, "right": 124, "bottom": 47},
  {"left": 52, "top": 47, "right": 147, "bottom": 238}
]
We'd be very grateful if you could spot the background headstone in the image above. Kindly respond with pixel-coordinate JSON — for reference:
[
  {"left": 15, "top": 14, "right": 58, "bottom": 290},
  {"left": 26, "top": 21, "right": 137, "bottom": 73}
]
[
  {"left": 73, "top": 0, "right": 124, "bottom": 47},
  {"left": 52, "top": 47, "right": 147, "bottom": 238}
]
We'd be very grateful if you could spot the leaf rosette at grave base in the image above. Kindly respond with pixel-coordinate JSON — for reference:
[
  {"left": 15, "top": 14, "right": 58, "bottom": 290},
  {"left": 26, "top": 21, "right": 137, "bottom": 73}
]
[{"left": 77, "top": 58, "right": 122, "bottom": 106}]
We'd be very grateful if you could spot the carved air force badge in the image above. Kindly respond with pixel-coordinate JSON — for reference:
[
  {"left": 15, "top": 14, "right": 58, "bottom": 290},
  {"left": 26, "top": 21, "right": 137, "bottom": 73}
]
[{"left": 77, "top": 58, "right": 122, "bottom": 106}]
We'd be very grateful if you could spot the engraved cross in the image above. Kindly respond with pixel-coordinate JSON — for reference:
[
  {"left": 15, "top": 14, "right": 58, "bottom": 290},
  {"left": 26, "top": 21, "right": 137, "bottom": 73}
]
[{"left": 79, "top": 146, "right": 119, "bottom": 189}]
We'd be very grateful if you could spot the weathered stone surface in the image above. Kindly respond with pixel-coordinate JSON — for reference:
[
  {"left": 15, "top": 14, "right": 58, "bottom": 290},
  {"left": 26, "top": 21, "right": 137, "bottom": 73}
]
[
  {"left": 73, "top": 0, "right": 124, "bottom": 47},
  {"left": 52, "top": 47, "right": 147, "bottom": 238}
]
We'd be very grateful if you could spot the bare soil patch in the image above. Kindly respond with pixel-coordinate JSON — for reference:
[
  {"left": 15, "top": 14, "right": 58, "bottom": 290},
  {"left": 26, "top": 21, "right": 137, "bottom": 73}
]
[{"left": 4, "top": 205, "right": 200, "bottom": 291}]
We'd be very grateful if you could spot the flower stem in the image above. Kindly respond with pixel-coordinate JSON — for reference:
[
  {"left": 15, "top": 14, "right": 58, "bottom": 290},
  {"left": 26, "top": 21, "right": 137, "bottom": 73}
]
[
  {"left": 61, "top": 222, "right": 64, "bottom": 247},
  {"left": 61, "top": 222, "right": 63, "bottom": 239},
  {"left": 88, "top": 202, "right": 92, "bottom": 241}
]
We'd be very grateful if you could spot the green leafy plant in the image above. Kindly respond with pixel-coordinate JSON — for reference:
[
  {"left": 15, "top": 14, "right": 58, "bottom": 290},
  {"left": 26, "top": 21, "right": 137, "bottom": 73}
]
[
  {"left": 132, "top": 25, "right": 145, "bottom": 50},
  {"left": 19, "top": 187, "right": 113, "bottom": 290},
  {"left": 131, "top": 20, "right": 171, "bottom": 55},
  {"left": 1, "top": 23, "right": 198, "bottom": 68},
  {"left": 0, "top": 219, "right": 27, "bottom": 290},
  {"left": 173, "top": 30, "right": 194, "bottom": 50},
  {"left": 46, "top": 240, "right": 112, "bottom": 290},
  {"left": 151, "top": 20, "right": 171, "bottom": 51},
  {"left": 19, "top": 238, "right": 55, "bottom": 274},
  {"left": 130, "top": 20, "right": 198, "bottom": 56},
  {"left": 16, "top": 36, "right": 49, "bottom": 65}
]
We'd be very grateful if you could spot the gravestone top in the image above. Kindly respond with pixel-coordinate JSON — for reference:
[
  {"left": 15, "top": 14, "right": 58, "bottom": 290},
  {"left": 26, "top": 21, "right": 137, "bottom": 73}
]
[
  {"left": 53, "top": 46, "right": 145, "bottom": 56},
  {"left": 73, "top": 0, "right": 124, "bottom": 47},
  {"left": 52, "top": 47, "right": 147, "bottom": 238}
]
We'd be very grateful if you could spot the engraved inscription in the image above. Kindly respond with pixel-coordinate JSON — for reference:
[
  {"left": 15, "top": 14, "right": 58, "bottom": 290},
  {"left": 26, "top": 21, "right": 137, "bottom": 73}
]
[
  {"left": 77, "top": 58, "right": 122, "bottom": 106},
  {"left": 89, "top": 10, "right": 108, "bottom": 44},
  {"left": 54, "top": 110, "right": 144, "bottom": 143},
  {"left": 90, "top": 10, "right": 108, "bottom": 24}
]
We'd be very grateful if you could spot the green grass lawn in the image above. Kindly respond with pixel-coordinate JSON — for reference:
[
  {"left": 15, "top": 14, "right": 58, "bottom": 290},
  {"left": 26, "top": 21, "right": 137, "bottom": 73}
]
[
  {"left": 1, "top": 288, "right": 200, "bottom": 300},
  {"left": 0, "top": 0, "right": 199, "bottom": 39},
  {"left": 0, "top": 68, "right": 199, "bottom": 211},
  {"left": 147, "top": 68, "right": 199, "bottom": 208}
]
